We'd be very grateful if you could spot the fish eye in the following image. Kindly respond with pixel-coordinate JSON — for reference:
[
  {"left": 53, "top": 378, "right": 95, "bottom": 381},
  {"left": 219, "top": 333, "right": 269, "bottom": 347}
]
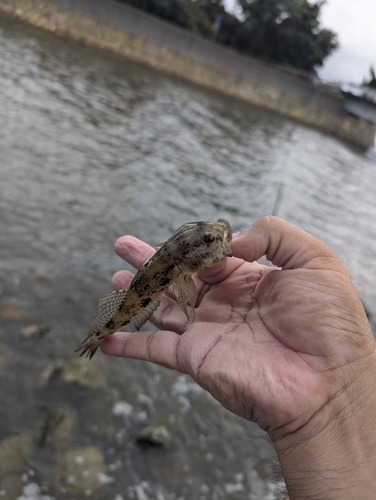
[{"left": 203, "top": 232, "right": 215, "bottom": 244}]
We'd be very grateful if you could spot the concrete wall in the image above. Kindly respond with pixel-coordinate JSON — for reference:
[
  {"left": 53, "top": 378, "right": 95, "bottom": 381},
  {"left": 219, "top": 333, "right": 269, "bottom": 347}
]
[
  {"left": 1, "top": 0, "right": 375, "bottom": 147},
  {"left": 49, "top": 0, "right": 344, "bottom": 114}
]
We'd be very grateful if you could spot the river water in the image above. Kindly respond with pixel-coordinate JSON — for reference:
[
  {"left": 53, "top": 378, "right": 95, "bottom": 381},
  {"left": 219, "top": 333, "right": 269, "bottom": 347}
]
[{"left": 0, "top": 15, "right": 375, "bottom": 500}]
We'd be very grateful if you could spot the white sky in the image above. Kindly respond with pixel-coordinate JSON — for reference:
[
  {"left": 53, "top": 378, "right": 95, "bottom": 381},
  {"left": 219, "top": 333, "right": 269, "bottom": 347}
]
[{"left": 224, "top": 0, "right": 376, "bottom": 84}]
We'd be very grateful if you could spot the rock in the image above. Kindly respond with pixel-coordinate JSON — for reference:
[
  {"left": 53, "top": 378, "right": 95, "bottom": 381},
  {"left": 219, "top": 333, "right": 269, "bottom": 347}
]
[
  {"left": 40, "top": 361, "right": 65, "bottom": 383},
  {"left": 62, "top": 358, "right": 105, "bottom": 388},
  {"left": 50, "top": 411, "right": 76, "bottom": 451},
  {"left": 37, "top": 406, "right": 65, "bottom": 447},
  {"left": 0, "top": 301, "right": 31, "bottom": 320},
  {"left": 135, "top": 425, "right": 171, "bottom": 447},
  {"left": 0, "top": 342, "right": 15, "bottom": 370},
  {"left": 0, "top": 433, "right": 32, "bottom": 499},
  {"left": 16, "top": 482, "right": 54, "bottom": 500},
  {"left": 37, "top": 406, "right": 77, "bottom": 450},
  {"left": 40, "top": 358, "right": 105, "bottom": 388},
  {"left": 58, "top": 446, "right": 112, "bottom": 493},
  {"left": 112, "top": 401, "right": 133, "bottom": 418},
  {"left": 20, "top": 323, "right": 50, "bottom": 338}
]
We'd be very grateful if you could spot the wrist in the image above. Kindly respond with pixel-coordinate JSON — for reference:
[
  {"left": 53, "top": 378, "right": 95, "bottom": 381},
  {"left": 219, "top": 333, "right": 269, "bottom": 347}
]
[{"left": 274, "top": 352, "right": 376, "bottom": 499}]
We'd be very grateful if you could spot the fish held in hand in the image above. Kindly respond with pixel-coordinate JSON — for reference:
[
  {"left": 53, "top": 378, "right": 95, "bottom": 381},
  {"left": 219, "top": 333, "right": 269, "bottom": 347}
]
[{"left": 75, "top": 219, "right": 232, "bottom": 359}]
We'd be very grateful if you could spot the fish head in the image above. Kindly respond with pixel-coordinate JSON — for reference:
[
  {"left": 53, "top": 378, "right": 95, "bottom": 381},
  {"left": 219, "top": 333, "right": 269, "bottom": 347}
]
[{"left": 171, "top": 218, "right": 233, "bottom": 274}]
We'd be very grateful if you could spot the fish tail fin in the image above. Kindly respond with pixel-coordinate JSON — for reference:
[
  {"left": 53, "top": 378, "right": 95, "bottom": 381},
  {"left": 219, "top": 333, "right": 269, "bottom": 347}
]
[
  {"left": 75, "top": 289, "right": 129, "bottom": 359},
  {"left": 74, "top": 337, "right": 102, "bottom": 359}
]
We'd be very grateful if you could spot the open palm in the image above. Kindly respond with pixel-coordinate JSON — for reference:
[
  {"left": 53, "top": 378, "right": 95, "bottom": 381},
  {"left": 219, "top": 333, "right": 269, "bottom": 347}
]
[{"left": 101, "top": 217, "right": 374, "bottom": 441}]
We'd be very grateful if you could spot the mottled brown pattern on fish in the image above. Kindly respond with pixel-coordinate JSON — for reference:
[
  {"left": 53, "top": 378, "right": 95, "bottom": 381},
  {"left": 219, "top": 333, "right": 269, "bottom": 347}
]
[{"left": 75, "top": 219, "right": 232, "bottom": 358}]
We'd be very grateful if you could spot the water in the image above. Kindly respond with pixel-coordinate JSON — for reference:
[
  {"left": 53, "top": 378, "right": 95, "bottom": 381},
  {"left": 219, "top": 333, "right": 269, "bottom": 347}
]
[{"left": 0, "top": 15, "right": 375, "bottom": 500}]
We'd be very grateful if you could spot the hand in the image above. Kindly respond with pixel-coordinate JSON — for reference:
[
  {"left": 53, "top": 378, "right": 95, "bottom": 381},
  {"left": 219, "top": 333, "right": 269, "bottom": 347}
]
[
  {"left": 102, "top": 216, "right": 374, "bottom": 434},
  {"left": 102, "top": 216, "right": 376, "bottom": 499}
]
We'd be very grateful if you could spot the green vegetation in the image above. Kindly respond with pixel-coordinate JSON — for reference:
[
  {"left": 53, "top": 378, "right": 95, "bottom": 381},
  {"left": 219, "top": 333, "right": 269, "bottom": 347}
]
[{"left": 119, "top": 0, "right": 338, "bottom": 72}]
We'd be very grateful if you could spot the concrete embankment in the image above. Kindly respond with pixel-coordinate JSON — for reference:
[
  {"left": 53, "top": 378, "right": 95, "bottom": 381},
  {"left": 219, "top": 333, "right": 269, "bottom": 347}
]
[{"left": 1, "top": 0, "right": 375, "bottom": 147}]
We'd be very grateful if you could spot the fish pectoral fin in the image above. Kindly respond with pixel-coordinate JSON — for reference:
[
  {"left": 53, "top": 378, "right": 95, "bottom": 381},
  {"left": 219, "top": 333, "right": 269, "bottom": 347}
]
[
  {"left": 172, "top": 273, "right": 197, "bottom": 320},
  {"left": 133, "top": 298, "right": 161, "bottom": 331}
]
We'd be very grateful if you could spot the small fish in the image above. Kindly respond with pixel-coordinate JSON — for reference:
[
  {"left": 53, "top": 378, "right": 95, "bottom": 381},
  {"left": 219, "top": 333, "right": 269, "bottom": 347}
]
[{"left": 76, "top": 219, "right": 233, "bottom": 359}]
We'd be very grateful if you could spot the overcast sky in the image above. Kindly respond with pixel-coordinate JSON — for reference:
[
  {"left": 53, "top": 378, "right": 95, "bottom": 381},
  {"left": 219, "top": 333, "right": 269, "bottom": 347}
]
[
  {"left": 224, "top": 0, "right": 376, "bottom": 84},
  {"left": 318, "top": 0, "right": 376, "bottom": 84}
]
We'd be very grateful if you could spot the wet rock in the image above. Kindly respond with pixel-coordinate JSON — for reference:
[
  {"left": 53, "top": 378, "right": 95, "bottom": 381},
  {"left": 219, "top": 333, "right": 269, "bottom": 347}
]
[
  {"left": 62, "top": 358, "right": 105, "bottom": 388},
  {"left": 136, "top": 425, "right": 171, "bottom": 447},
  {"left": 40, "top": 360, "right": 65, "bottom": 383},
  {"left": 0, "top": 342, "right": 15, "bottom": 370},
  {"left": 20, "top": 323, "right": 50, "bottom": 338},
  {"left": 137, "top": 393, "right": 155, "bottom": 413},
  {"left": 0, "top": 433, "right": 32, "bottom": 499},
  {"left": 17, "top": 482, "right": 54, "bottom": 500},
  {"left": 39, "top": 358, "right": 105, "bottom": 388},
  {"left": 37, "top": 406, "right": 65, "bottom": 447},
  {"left": 0, "top": 300, "right": 31, "bottom": 320},
  {"left": 37, "top": 406, "right": 77, "bottom": 450},
  {"left": 58, "top": 446, "right": 113, "bottom": 493},
  {"left": 112, "top": 400, "right": 133, "bottom": 418}
]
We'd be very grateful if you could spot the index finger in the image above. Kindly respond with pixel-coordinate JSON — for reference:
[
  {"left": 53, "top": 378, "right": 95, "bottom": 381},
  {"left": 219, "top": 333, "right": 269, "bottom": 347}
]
[{"left": 114, "top": 235, "right": 155, "bottom": 269}]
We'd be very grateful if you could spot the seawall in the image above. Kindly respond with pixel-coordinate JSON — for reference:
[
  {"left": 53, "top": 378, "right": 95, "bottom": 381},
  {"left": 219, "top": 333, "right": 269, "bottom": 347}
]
[{"left": 1, "top": 0, "right": 375, "bottom": 147}]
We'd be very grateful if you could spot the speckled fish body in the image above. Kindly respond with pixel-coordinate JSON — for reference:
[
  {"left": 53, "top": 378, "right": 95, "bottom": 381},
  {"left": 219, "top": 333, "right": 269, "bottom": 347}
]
[{"left": 76, "top": 219, "right": 232, "bottom": 358}]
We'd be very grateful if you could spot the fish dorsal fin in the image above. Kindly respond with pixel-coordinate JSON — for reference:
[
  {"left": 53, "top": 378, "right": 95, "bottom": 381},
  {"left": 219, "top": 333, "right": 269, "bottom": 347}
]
[
  {"left": 133, "top": 297, "right": 161, "bottom": 331},
  {"left": 172, "top": 272, "right": 197, "bottom": 320}
]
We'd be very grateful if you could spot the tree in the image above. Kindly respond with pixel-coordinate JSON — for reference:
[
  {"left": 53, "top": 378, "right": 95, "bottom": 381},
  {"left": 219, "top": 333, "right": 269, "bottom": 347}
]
[
  {"left": 118, "top": 0, "right": 338, "bottom": 71},
  {"left": 196, "top": 0, "right": 245, "bottom": 47},
  {"left": 235, "top": 0, "right": 338, "bottom": 70}
]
